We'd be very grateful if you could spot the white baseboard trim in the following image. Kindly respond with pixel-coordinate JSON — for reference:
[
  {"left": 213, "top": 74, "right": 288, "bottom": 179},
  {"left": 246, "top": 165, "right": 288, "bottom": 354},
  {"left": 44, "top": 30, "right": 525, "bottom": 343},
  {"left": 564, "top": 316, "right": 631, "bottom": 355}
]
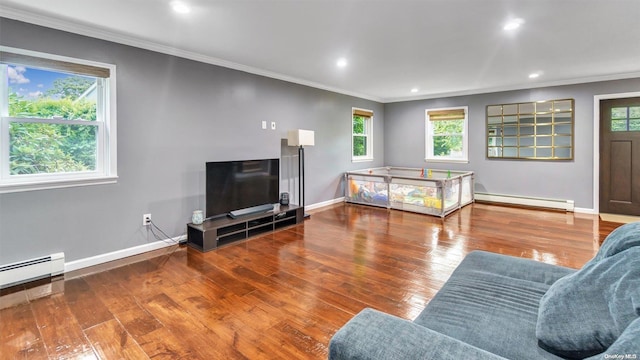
[
  {"left": 574, "top": 207, "right": 597, "bottom": 214},
  {"left": 475, "top": 192, "right": 575, "bottom": 212},
  {"left": 306, "top": 196, "right": 345, "bottom": 211},
  {"left": 65, "top": 197, "right": 339, "bottom": 273},
  {"left": 64, "top": 234, "right": 187, "bottom": 273}
]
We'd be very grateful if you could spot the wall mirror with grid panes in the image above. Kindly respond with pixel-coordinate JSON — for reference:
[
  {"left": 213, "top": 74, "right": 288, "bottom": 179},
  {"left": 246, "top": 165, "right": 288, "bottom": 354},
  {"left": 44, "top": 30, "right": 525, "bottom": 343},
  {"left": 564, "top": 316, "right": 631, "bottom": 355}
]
[{"left": 486, "top": 99, "right": 574, "bottom": 160}]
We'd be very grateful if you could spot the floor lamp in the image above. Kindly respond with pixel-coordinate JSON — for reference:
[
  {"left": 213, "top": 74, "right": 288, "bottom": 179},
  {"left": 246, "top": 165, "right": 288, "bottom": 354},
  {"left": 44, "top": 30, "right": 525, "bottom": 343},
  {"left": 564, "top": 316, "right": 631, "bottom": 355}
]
[{"left": 287, "top": 129, "right": 314, "bottom": 219}]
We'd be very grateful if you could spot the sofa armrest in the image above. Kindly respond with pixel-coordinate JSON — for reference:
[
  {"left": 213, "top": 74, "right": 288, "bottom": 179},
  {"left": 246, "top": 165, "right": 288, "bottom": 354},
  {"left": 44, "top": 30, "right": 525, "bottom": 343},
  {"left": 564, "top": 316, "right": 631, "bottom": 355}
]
[{"left": 329, "top": 308, "right": 507, "bottom": 360}]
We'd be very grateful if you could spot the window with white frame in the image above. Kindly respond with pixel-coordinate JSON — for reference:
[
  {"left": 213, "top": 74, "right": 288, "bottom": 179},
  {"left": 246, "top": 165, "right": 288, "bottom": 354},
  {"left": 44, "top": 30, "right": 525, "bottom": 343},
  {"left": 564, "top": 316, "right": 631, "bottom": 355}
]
[
  {"left": 425, "top": 106, "right": 468, "bottom": 163},
  {"left": 352, "top": 108, "right": 373, "bottom": 161},
  {"left": 0, "top": 47, "right": 117, "bottom": 193}
]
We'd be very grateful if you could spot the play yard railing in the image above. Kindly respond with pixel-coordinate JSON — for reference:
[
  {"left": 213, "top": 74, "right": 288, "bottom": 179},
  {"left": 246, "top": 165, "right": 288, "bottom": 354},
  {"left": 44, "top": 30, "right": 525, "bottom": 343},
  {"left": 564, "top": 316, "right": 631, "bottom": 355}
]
[{"left": 345, "top": 167, "right": 474, "bottom": 217}]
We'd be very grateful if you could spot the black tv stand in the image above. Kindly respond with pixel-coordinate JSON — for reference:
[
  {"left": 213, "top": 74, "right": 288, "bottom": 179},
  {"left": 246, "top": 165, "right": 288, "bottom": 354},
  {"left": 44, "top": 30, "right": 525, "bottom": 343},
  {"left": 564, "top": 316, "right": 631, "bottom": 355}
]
[
  {"left": 228, "top": 203, "right": 274, "bottom": 219},
  {"left": 186, "top": 204, "right": 303, "bottom": 252}
]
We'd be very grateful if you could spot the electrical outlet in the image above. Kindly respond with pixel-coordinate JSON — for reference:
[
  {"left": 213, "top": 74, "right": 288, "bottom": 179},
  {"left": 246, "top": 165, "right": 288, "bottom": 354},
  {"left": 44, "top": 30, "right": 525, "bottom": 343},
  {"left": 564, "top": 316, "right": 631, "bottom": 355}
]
[{"left": 143, "top": 213, "right": 151, "bottom": 226}]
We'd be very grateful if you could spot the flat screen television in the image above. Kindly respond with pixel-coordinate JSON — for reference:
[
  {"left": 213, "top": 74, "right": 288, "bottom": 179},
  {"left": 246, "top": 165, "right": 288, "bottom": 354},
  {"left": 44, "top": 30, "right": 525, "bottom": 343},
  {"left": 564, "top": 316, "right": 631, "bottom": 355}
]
[{"left": 206, "top": 159, "right": 280, "bottom": 218}]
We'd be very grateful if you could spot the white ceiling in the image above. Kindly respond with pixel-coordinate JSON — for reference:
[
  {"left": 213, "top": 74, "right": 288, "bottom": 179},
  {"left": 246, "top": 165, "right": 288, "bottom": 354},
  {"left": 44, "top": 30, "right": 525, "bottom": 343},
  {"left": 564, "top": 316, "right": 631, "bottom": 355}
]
[{"left": 1, "top": 0, "right": 639, "bottom": 103}]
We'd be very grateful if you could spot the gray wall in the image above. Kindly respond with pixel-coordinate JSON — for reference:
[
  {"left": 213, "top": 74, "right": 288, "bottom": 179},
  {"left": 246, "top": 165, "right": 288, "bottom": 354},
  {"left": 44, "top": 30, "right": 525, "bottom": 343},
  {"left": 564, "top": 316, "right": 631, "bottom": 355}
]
[
  {"left": 384, "top": 78, "right": 640, "bottom": 209},
  {"left": 0, "top": 18, "right": 384, "bottom": 264}
]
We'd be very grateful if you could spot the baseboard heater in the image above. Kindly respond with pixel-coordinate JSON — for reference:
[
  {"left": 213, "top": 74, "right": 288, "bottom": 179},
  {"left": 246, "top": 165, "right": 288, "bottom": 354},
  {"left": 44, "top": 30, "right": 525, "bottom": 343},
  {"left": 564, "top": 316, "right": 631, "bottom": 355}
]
[
  {"left": 0, "top": 252, "right": 65, "bottom": 289},
  {"left": 475, "top": 192, "right": 575, "bottom": 212}
]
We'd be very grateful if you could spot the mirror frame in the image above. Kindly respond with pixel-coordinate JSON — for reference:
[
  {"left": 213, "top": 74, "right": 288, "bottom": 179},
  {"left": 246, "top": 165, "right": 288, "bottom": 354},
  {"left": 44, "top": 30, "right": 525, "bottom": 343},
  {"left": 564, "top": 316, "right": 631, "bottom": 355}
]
[{"left": 486, "top": 99, "right": 574, "bottom": 160}]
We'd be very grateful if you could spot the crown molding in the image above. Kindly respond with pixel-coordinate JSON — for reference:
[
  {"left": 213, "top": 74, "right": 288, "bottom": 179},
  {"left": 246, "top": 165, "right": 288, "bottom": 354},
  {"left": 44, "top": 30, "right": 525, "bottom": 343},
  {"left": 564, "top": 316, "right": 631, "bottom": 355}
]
[
  {"left": 3, "top": 6, "right": 639, "bottom": 104},
  {"left": 0, "top": 6, "right": 384, "bottom": 103},
  {"left": 385, "top": 71, "right": 640, "bottom": 103}
]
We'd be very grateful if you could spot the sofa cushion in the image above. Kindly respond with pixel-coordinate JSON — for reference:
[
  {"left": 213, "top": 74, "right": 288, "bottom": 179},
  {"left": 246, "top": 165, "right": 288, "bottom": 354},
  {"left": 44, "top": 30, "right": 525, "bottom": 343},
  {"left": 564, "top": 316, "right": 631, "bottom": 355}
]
[
  {"left": 329, "top": 308, "right": 508, "bottom": 360},
  {"left": 590, "top": 222, "right": 640, "bottom": 263},
  {"left": 585, "top": 317, "right": 640, "bottom": 360},
  {"left": 536, "top": 247, "right": 640, "bottom": 359},
  {"left": 415, "top": 251, "right": 572, "bottom": 360}
]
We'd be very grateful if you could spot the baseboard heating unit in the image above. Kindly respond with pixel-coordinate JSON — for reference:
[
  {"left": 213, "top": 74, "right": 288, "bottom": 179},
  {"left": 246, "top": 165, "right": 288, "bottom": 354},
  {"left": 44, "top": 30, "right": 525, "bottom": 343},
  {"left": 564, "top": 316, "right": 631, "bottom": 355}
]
[
  {"left": 0, "top": 252, "right": 65, "bottom": 289},
  {"left": 475, "top": 193, "right": 575, "bottom": 212}
]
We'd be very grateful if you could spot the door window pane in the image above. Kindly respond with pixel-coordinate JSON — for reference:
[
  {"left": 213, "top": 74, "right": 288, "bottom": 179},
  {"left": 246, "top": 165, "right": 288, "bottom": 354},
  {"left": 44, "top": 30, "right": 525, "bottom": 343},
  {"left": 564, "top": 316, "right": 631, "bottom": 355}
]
[
  {"left": 611, "top": 107, "right": 628, "bottom": 119},
  {"left": 612, "top": 119, "right": 628, "bottom": 132}
]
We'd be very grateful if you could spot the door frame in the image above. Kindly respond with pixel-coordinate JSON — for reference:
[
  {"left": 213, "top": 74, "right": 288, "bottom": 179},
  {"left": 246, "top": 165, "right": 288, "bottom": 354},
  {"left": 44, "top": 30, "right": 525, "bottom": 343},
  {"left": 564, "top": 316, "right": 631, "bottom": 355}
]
[{"left": 592, "top": 91, "right": 640, "bottom": 214}]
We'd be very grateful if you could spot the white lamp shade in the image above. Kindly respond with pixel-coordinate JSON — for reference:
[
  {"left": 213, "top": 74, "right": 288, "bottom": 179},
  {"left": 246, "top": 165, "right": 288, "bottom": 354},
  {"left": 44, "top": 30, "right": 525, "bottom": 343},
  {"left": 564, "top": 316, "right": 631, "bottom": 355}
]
[{"left": 287, "top": 129, "right": 315, "bottom": 146}]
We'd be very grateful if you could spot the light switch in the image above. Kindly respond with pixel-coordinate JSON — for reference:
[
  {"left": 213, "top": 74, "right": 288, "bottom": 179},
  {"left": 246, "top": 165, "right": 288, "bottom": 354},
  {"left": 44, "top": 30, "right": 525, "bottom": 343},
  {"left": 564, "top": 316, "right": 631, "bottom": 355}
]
[
  {"left": 261, "top": 121, "right": 267, "bottom": 129},
  {"left": 271, "top": 122, "right": 276, "bottom": 130}
]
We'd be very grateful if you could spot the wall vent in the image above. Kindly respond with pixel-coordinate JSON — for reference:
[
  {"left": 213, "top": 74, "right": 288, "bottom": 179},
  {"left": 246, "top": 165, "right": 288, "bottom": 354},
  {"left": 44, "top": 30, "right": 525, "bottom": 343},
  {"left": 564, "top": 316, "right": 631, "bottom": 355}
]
[{"left": 0, "top": 252, "right": 65, "bottom": 289}]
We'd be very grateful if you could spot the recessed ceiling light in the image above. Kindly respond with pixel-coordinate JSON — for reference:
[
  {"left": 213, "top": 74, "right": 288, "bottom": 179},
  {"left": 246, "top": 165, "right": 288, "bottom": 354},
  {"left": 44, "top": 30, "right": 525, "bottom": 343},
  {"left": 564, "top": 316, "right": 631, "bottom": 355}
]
[
  {"left": 503, "top": 18, "right": 524, "bottom": 31},
  {"left": 336, "top": 58, "right": 348, "bottom": 68},
  {"left": 411, "top": 88, "right": 419, "bottom": 93},
  {"left": 529, "top": 73, "right": 540, "bottom": 79},
  {"left": 171, "top": 1, "right": 191, "bottom": 14}
]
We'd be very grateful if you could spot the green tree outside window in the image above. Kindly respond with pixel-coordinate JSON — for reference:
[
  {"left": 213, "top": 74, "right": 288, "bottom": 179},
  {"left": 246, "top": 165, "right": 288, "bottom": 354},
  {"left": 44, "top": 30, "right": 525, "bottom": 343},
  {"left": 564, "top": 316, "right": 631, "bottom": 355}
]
[
  {"left": 432, "top": 119, "right": 463, "bottom": 156},
  {"left": 6, "top": 68, "right": 98, "bottom": 175},
  {"left": 353, "top": 115, "right": 368, "bottom": 157}
]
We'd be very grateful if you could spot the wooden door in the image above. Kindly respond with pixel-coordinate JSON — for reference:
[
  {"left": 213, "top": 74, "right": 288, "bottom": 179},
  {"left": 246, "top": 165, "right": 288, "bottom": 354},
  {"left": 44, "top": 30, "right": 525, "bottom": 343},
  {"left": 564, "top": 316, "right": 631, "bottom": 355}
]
[{"left": 600, "top": 97, "right": 640, "bottom": 215}]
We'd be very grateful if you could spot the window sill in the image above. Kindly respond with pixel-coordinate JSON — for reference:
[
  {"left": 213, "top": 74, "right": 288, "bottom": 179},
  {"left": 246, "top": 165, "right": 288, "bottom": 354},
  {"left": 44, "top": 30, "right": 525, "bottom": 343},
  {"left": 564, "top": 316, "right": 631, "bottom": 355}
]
[
  {"left": 0, "top": 175, "right": 118, "bottom": 194},
  {"left": 352, "top": 157, "right": 374, "bottom": 163},
  {"left": 425, "top": 158, "right": 469, "bottom": 164}
]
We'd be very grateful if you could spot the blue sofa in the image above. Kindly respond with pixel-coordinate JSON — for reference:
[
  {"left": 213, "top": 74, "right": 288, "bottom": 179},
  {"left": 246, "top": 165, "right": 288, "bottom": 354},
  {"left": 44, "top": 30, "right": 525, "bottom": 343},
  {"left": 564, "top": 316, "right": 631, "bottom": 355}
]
[{"left": 329, "top": 222, "right": 640, "bottom": 360}]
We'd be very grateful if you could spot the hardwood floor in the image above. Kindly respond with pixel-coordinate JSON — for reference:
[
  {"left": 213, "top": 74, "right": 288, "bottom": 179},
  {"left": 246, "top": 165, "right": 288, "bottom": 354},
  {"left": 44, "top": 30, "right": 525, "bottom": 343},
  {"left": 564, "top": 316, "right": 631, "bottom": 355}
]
[{"left": 0, "top": 203, "right": 623, "bottom": 359}]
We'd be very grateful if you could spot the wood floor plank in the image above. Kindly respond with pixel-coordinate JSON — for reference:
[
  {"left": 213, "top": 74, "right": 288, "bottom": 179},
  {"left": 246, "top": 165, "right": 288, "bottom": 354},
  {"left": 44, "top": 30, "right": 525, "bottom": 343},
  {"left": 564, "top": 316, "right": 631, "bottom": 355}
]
[
  {"left": 62, "top": 278, "right": 114, "bottom": 330},
  {"left": 83, "top": 281, "right": 140, "bottom": 315},
  {"left": 134, "top": 326, "right": 200, "bottom": 360},
  {"left": 29, "top": 294, "right": 96, "bottom": 359},
  {"left": 268, "top": 269, "right": 370, "bottom": 315},
  {"left": 113, "top": 307, "right": 162, "bottom": 339},
  {"left": 141, "top": 293, "right": 248, "bottom": 359},
  {"left": 0, "top": 203, "right": 620, "bottom": 359},
  {"left": 0, "top": 303, "right": 48, "bottom": 359},
  {"left": 270, "top": 320, "right": 329, "bottom": 359},
  {"left": 84, "top": 319, "right": 148, "bottom": 359}
]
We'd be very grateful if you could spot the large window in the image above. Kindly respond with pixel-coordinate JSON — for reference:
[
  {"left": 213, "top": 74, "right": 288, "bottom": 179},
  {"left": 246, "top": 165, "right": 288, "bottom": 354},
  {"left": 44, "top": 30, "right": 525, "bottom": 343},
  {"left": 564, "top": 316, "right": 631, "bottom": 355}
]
[
  {"left": 425, "top": 106, "right": 468, "bottom": 163},
  {"left": 352, "top": 108, "right": 373, "bottom": 162},
  {"left": 0, "top": 47, "right": 117, "bottom": 193}
]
